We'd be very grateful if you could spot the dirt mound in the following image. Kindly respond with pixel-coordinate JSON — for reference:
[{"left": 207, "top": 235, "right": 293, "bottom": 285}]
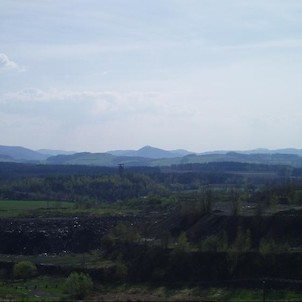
[{"left": 0, "top": 215, "right": 141, "bottom": 254}]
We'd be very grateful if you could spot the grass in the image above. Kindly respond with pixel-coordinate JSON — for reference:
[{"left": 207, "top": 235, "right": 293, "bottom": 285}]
[
  {"left": 211, "top": 287, "right": 302, "bottom": 301},
  {"left": 0, "top": 200, "right": 73, "bottom": 217},
  {"left": 1, "top": 276, "right": 302, "bottom": 301},
  {"left": 0, "top": 198, "right": 298, "bottom": 219},
  {"left": 0, "top": 250, "right": 115, "bottom": 270},
  {"left": 85, "top": 285, "right": 302, "bottom": 301},
  {"left": 0, "top": 275, "right": 66, "bottom": 301},
  {"left": 0, "top": 199, "right": 140, "bottom": 218}
]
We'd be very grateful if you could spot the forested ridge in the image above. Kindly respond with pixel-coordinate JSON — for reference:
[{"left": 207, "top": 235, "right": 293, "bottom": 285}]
[{"left": 1, "top": 161, "right": 302, "bottom": 207}]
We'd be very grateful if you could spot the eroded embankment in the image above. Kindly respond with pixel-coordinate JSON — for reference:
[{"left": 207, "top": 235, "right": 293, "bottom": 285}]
[
  {"left": 160, "top": 210, "right": 302, "bottom": 247},
  {"left": 1, "top": 209, "right": 302, "bottom": 255},
  {"left": 0, "top": 215, "right": 141, "bottom": 254}
]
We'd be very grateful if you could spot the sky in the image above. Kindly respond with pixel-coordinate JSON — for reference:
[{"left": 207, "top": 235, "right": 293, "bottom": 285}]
[{"left": 1, "top": 0, "right": 302, "bottom": 153}]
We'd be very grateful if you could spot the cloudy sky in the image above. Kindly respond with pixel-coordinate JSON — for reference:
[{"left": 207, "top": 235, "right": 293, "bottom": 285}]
[{"left": 1, "top": 0, "right": 302, "bottom": 152}]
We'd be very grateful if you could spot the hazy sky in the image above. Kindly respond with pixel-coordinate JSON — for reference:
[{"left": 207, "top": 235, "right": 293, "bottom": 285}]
[{"left": 1, "top": 0, "right": 302, "bottom": 152}]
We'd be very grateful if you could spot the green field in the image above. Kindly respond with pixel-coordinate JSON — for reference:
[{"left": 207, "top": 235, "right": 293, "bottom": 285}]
[
  {"left": 0, "top": 200, "right": 74, "bottom": 217},
  {"left": 0, "top": 251, "right": 115, "bottom": 270},
  {"left": 1, "top": 278, "right": 302, "bottom": 302},
  {"left": 0, "top": 199, "right": 140, "bottom": 217},
  {"left": 0, "top": 276, "right": 66, "bottom": 301},
  {"left": 0, "top": 200, "right": 73, "bottom": 210}
]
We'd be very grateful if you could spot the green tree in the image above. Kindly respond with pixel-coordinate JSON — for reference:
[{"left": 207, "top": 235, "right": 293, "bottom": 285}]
[
  {"left": 115, "top": 254, "right": 128, "bottom": 282},
  {"left": 203, "top": 188, "right": 213, "bottom": 213},
  {"left": 160, "top": 230, "right": 171, "bottom": 249},
  {"left": 13, "top": 261, "right": 37, "bottom": 280},
  {"left": 231, "top": 227, "right": 251, "bottom": 252},
  {"left": 114, "top": 222, "right": 140, "bottom": 244},
  {"left": 170, "top": 232, "right": 190, "bottom": 277},
  {"left": 64, "top": 272, "right": 93, "bottom": 299},
  {"left": 200, "top": 232, "right": 228, "bottom": 252},
  {"left": 230, "top": 188, "right": 242, "bottom": 216},
  {"left": 176, "top": 231, "right": 189, "bottom": 251},
  {"left": 258, "top": 237, "right": 289, "bottom": 254},
  {"left": 294, "top": 190, "right": 302, "bottom": 205}
]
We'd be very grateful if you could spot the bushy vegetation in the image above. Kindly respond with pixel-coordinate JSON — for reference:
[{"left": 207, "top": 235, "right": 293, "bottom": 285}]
[
  {"left": 13, "top": 261, "right": 37, "bottom": 279},
  {"left": 0, "top": 174, "right": 167, "bottom": 204},
  {"left": 64, "top": 272, "right": 93, "bottom": 299}
]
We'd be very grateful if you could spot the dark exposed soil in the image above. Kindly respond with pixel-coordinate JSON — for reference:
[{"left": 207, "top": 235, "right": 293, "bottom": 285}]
[
  {"left": 160, "top": 209, "right": 302, "bottom": 247},
  {"left": 1, "top": 209, "right": 302, "bottom": 255},
  {"left": 0, "top": 215, "right": 142, "bottom": 254}
]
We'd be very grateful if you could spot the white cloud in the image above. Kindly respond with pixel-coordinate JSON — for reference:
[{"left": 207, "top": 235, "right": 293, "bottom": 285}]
[
  {"left": 0, "top": 53, "right": 23, "bottom": 71},
  {"left": 0, "top": 88, "right": 192, "bottom": 120},
  {"left": 1, "top": 88, "right": 48, "bottom": 102}
]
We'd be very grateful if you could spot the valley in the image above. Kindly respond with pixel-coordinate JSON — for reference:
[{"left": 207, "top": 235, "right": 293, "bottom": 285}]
[{"left": 0, "top": 148, "right": 302, "bottom": 300}]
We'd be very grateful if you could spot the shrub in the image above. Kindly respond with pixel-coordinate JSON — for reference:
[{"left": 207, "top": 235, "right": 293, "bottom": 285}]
[
  {"left": 201, "top": 235, "right": 222, "bottom": 251},
  {"left": 64, "top": 272, "right": 93, "bottom": 299},
  {"left": 13, "top": 261, "right": 37, "bottom": 279},
  {"left": 115, "top": 254, "right": 128, "bottom": 281}
]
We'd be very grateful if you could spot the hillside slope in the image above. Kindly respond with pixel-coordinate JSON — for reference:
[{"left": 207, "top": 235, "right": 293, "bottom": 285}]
[{"left": 0, "top": 145, "right": 48, "bottom": 161}]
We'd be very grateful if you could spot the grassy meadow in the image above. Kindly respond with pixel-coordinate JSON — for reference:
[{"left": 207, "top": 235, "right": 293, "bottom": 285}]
[
  {"left": 0, "top": 199, "right": 140, "bottom": 218},
  {"left": 0, "top": 200, "right": 74, "bottom": 217},
  {"left": 1, "top": 278, "right": 302, "bottom": 301}
]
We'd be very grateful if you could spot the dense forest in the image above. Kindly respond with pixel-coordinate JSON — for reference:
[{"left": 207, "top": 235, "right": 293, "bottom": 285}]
[{"left": 1, "top": 161, "right": 302, "bottom": 207}]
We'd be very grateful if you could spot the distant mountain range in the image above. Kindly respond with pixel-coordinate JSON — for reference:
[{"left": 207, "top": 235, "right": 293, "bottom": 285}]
[
  {"left": 0, "top": 145, "right": 49, "bottom": 162},
  {"left": 1, "top": 144, "right": 302, "bottom": 167},
  {"left": 37, "top": 149, "right": 76, "bottom": 156},
  {"left": 107, "top": 145, "right": 192, "bottom": 158}
]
